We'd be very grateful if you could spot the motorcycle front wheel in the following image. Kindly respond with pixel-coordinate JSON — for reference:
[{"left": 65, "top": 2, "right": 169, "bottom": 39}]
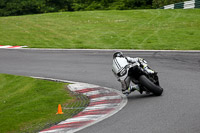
[{"left": 139, "top": 75, "right": 163, "bottom": 96}]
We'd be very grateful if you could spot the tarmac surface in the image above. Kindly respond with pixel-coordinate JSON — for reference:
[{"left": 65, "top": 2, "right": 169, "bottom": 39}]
[{"left": 0, "top": 49, "right": 200, "bottom": 133}]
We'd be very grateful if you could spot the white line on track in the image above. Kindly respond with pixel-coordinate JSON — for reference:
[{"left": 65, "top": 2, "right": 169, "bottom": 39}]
[{"left": 3, "top": 48, "right": 200, "bottom": 53}]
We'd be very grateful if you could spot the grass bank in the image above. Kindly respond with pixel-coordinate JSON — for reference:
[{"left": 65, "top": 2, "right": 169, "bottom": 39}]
[
  {"left": 0, "top": 74, "right": 89, "bottom": 133},
  {"left": 0, "top": 9, "right": 200, "bottom": 50}
]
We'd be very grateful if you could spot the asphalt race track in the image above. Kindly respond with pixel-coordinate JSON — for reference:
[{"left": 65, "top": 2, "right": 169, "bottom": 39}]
[{"left": 0, "top": 49, "right": 200, "bottom": 133}]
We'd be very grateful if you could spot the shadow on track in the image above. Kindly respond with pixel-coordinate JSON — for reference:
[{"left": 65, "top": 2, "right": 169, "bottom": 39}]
[{"left": 127, "top": 94, "right": 159, "bottom": 100}]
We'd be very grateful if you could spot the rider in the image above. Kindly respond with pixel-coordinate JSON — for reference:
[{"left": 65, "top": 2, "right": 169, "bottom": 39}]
[{"left": 112, "top": 51, "right": 155, "bottom": 95}]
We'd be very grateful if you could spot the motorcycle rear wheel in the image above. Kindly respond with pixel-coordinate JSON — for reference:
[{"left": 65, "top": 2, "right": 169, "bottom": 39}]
[{"left": 139, "top": 75, "right": 163, "bottom": 96}]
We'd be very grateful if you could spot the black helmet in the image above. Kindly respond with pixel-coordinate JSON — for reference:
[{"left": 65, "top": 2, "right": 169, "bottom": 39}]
[{"left": 113, "top": 51, "right": 124, "bottom": 58}]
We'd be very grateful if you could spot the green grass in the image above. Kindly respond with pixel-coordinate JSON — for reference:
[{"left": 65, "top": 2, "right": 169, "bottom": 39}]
[
  {"left": 0, "top": 74, "right": 89, "bottom": 133},
  {"left": 0, "top": 9, "right": 200, "bottom": 50}
]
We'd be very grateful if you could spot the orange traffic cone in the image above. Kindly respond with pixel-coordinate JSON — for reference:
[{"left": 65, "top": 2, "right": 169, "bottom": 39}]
[{"left": 56, "top": 104, "right": 64, "bottom": 114}]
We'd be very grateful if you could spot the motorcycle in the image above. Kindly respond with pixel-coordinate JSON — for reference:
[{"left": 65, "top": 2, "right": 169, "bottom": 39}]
[{"left": 118, "top": 59, "right": 163, "bottom": 96}]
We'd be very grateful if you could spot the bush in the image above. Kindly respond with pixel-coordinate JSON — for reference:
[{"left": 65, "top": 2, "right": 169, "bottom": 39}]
[
  {"left": 152, "top": 0, "right": 185, "bottom": 8},
  {"left": 0, "top": 0, "right": 47, "bottom": 16},
  {"left": 109, "top": 1, "right": 127, "bottom": 10},
  {"left": 85, "top": 1, "right": 103, "bottom": 10}
]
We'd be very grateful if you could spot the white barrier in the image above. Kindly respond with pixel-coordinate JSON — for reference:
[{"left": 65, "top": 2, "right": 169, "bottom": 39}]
[
  {"left": 164, "top": 4, "right": 175, "bottom": 9},
  {"left": 184, "top": 0, "right": 195, "bottom": 9},
  {"left": 162, "top": 0, "right": 199, "bottom": 9}
]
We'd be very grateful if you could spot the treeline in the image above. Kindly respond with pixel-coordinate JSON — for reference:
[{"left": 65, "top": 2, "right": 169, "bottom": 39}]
[{"left": 0, "top": 0, "right": 185, "bottom": 16}]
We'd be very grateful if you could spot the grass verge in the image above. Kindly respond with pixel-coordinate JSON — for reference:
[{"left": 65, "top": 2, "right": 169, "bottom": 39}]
[
  {"left": 0, "top": 74, "right": 89, "bottom": 133},
  {"left": 0, "top": 9, "right": 200, "bottom": 50}
]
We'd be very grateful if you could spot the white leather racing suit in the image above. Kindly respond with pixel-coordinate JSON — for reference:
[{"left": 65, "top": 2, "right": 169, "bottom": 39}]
[{"left": 112, "top": 56, "right": 154, "bottom": 92}]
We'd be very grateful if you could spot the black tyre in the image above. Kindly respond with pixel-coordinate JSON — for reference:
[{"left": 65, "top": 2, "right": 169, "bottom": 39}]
[{"left": 139, "top": 75, "right": 163, "bottom": 96}]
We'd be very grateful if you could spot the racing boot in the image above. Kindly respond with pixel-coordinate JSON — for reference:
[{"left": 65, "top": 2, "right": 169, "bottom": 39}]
[
  {"left": 130, "top": 85, "right": 143, "bottom": 94},
  {"left": 127, "top": 85, "right": 141, "bottom": 94},
  {"left": 122, "top": 89, "right": 130, "bottom": 96},
  {"left": 122, "top": 85, "right": 142, "bottom": 96}
]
